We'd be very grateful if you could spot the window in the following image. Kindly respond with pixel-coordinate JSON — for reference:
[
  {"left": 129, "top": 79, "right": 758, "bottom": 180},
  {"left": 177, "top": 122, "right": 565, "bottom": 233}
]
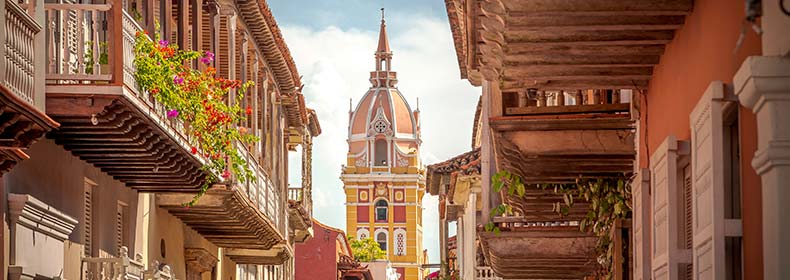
[
  {"left": 84, "top": 180, "right": 97, "bottom": 257},
  {"left": 375, "top": 200, "right": 388, "bottom": 222},
  {"left": 117, "top": 202, "right": 130, "bottom": 256},
  {"left": 376, "top": 232, "right": 387, "bottom": 251},
  {"left": 374, "top": 139, "right": 387, "bottom": 166},
  {"left": 394, "top": 229, "right": 407, "bottom": 256}
]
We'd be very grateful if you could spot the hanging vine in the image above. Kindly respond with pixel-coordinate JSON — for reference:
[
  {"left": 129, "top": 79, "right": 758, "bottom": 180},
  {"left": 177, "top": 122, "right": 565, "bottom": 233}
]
[{"left": 485, "top": 170, "right": 633, "bottom": 279}]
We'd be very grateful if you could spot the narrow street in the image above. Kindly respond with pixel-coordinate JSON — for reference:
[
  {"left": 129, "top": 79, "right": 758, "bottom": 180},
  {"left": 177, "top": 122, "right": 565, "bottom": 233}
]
[{"left": 0, "top": 0, "right": 788, "bottom": 280}]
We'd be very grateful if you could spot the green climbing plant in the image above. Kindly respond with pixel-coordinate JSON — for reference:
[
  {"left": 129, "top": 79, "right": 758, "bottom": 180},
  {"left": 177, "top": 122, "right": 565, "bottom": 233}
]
[{"left": 485, "top": 170, "right": 633, "bottom": 279}]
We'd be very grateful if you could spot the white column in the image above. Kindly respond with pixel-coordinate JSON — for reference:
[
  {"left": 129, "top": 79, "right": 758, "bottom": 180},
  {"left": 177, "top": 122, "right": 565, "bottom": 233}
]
[
  {"left": 462, "top": 192, "right": 477, "bottom": 280},
  {"left": 734, "top": 55, "right": 790, "bottom": 280},
  {"left": 457, "top": 213, "right": 464, "bottom": 276}
]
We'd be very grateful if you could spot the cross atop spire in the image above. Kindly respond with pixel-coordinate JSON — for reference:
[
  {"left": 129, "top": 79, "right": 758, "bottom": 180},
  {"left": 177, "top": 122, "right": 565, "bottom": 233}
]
[{"left": 376, "top": 8, "right": 390, "bottom": 55}]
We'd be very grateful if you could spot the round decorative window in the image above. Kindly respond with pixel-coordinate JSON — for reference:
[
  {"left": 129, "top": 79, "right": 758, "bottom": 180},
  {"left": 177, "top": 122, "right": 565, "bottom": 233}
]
[{"left": 373, "top": 120, "right": 387, "bottom": 133}]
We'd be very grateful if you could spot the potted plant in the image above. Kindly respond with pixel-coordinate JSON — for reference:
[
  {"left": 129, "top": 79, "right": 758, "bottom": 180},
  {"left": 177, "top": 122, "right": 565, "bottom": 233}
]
[{"left": 84, "top": 41, "right": 109, "bottom": 75}]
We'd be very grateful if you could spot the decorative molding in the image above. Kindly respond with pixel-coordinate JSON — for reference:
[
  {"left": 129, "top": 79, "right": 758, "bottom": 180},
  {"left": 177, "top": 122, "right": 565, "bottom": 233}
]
[
  {"left": 8, "top": 193, "right": 78, "bottom": 241},
  {"left": 185, "top": 248, "right": 218, "bottom": 274}
]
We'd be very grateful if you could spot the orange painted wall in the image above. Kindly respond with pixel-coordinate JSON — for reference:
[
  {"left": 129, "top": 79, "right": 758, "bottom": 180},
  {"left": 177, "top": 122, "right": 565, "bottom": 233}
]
[{"left": 639, "top": 0, "right": 762, "bottom": 278}]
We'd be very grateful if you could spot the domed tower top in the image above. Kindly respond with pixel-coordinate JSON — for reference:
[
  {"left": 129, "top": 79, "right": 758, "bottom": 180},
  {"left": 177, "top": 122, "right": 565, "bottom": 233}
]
[{"left": 345, "top": 10, "right": 421, "bottom": 171}]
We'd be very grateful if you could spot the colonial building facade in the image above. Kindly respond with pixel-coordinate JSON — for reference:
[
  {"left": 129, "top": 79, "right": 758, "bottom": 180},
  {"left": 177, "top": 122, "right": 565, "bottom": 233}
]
[
  {"left": 0, "top": 0, "right": 319, "bottom": 279},
  {"left": 341, "top": 15, "right": 426, "bottom": 280},
  {"left": 432, "top": 0, "right": 789, "bottom": 279}
]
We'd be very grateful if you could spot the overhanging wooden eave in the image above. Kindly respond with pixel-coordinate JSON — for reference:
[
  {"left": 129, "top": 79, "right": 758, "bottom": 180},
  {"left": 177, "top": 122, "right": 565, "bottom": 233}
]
[
  {"left": 446, "top": 0, "right": 692, "bottom": 87},
  {"left": 45, "top": 85, "right": 209, "bottom": 191},
  {"left": 157, "top": 186, "right": 284, "bottom": 250}
]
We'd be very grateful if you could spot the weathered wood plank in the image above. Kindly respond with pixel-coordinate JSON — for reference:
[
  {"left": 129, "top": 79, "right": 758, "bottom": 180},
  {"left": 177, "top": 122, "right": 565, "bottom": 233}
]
[{"left": 505, "top": 103, "right": 630, "bottom": 115}]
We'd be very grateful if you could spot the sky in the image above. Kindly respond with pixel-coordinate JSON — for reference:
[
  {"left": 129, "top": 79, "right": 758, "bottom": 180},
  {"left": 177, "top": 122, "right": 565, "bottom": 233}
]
[{"left": 274, "top": 0, "right": 480, "bottom": 265}]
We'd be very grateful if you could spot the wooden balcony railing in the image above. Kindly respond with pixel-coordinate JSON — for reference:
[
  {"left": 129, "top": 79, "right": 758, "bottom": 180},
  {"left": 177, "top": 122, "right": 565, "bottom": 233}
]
[
  {"left": 45, "top": 4, "right": 112, "bottom": 82},
  {"left": 504, "top": 89, "right": 632, "bottom": 116},
  {"left": 82, "top": 246, "right": 174, "bottom": 280},
  {"left": 1, "top": 0, "right": 41, "bottom": 104},
  {"left": 288, "top": 187, "right": 312, "bottom": 216},
  {"left": 475, "top": 266, "right": 502, "bottom": 280},
  {"left": 238, "top": 143, "right": 284, "bottom": 234}
]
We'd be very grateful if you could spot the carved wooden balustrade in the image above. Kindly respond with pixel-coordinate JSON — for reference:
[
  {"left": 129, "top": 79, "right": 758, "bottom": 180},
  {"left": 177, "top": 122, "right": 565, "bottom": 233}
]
[
  {"left": 2, "top": 0, "right": 39, "bottom": 104},
  {"left": 475, "top": 266, "right": 502, "bottom": 280},
  {"left": 286, "top": 186, "right": 312, "bottom": 242},
  {"left": 0, "top": 0, "right": 59, "bottom": 174}
]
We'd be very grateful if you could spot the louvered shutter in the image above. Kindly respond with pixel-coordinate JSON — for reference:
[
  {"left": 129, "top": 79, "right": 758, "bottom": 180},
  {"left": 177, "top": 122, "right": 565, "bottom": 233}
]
[
  {"left": 83, "top": 183, "right": 94, "bottom": 257},
  {"left": 633, "top": 168, "right": 651, "bottom": 280},
  {"left": 650, "top": 136, "right": 689, "bottom": 280},
  {"left": 689, "top": 81, "right": 726, "bottom": 280}
]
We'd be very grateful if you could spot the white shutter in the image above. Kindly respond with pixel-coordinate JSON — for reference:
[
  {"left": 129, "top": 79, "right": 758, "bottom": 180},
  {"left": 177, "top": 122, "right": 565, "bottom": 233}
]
[
  {"left": 689, "top": 81, "right": 726, "bottom": 280},
  {"left": 650, "top": 136, "right": 690, "bottom": 280},
  {"left": 633, "top": 168, "right": 651, "bottom": 280}
]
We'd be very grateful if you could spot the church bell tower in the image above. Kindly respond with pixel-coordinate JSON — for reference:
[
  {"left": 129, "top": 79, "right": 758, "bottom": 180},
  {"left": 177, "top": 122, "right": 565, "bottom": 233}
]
[{"left": 340, "top": 10, "right": 426, "bottom": 280}]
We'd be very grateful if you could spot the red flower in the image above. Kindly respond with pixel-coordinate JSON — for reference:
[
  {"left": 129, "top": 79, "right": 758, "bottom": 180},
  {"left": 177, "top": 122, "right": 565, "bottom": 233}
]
[
  {"left": 246, "top": 106, "right": 252, "bottom": 115},
  {"left": 222, "top": 169, "right": 231, "bottom": 179},
  {"left": 190, "top": 146, "right": 197, "bottom": 154}
]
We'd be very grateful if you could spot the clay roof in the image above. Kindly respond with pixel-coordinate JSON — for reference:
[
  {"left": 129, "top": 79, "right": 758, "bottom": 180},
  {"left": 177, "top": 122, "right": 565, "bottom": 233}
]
[
  {"left": 426, "top": 148, "right": 480, "bottom": 197},
  {"left": 471, "top": 95, "right": 482, "bottom": 149},
  {"left": 236, "top": 0, "right": 308, "bottom": 128}
]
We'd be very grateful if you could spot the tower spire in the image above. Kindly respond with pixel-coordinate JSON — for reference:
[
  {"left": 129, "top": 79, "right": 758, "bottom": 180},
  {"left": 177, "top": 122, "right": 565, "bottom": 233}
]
[{"left": 376, "top": 8, "right": 390, "bottom": 55}]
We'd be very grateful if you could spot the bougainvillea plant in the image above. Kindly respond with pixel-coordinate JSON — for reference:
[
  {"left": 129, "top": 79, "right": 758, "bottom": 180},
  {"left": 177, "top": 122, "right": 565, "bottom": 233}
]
[{"left": 133, "top": 29, "right": 258, "bottom": 206}]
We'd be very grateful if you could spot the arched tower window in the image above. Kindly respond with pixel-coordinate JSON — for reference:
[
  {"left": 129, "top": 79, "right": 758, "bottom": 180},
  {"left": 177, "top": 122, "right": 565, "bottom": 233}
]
[
  {"left": 374, "top": 139, "right": 388, "bottom": 166},
  {"left": 376, "top": 232, "right": 387, "bottom": 251},
  {"left": 375, "top": 199, "right": 388, "bottom": 222}
]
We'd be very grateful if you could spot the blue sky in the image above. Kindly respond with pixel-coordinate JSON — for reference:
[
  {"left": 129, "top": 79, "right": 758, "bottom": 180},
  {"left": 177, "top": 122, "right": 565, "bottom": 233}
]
[{"left": 275, "top": 0, "right": 479, "bottom": 265}]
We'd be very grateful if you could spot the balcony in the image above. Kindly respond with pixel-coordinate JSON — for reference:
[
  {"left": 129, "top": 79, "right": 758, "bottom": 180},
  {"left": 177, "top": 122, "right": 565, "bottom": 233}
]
[
  {"left": 287, "top": 187, "right": 312, "bottom": 243},
  {"left": 82, "top": 246, "right": 175, "bottom": 280},
  {"left": 43, "top": 4, "right": 207, "bottom": 190},
  {"left": 156, "top": 157, "right": 285, "bottom": 251},
  {"left": 43, "top": 2, "right": 288, "bottom": 254},
  {"left": 492, "top": 89, "right": 635, "bottom": 184},
  {"left": 0, "top": 0, "right": 59, "bottom": 173}
]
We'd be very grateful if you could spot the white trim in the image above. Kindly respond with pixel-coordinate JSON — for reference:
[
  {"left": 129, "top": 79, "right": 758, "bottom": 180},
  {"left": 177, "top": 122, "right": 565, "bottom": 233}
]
[
  {"left": 341, "top": 174, "right": 425, "bottom": 182},
  {"left": 346, "top": 202, "right": 420, "bottom": 206},
  {"left": 343, "top": 185, "right": 420, "bottom": 189}
]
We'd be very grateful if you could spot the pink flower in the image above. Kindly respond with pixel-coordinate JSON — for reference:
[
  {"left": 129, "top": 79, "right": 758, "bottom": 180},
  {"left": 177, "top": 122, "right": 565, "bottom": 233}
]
[
  {"left": 221, "top": 169, "right": 231, "bottom": 179},
  {"left": 167, "top": 109, "right": 179, "bottom": 118},
  {"left": 199, "top": 51, "right": 214, "bottom": 65},
  {"left": 159, "top": 39, "right": 169, "bottom": 48},
  {"left": 173, "top": 75, "right": 184, "bottom": 84}
]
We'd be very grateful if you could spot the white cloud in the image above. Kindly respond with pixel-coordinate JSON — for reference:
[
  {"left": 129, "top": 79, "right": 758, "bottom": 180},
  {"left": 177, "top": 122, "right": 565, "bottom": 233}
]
[{"left": 285, "top": 14, "right": 480, "bottom": 266}]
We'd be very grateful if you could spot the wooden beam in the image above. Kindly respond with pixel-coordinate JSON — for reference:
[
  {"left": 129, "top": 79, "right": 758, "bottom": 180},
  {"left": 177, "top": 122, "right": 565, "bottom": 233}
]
[
  {"left": 502, "top": 79, "right": 648, "bottom": 91},
  {"left": 501, "top": 0, "right": 693, "bottom": 13},
  {"left": 505, "top": 29, "right": 676, "bottom": 44},
  {"left": 507, "top": 14, "right": 685, "bottom": 31},
  {"left": 505, "top": 44, "right": 665, "bottom": 56},
  {"left": 504, "top": 54, "right": 660, "bottom": 66},
  {"left": 505, "top": 103, "right": 630, "bottom": 115}
]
